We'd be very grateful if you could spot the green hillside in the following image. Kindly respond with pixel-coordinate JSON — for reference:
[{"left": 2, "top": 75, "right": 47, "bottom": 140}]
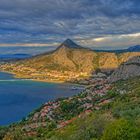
[
  {"left": 1, "top": 77, "right": 140, "bottom": 140},
  {"left": 51, "top": 77, "right": 140, "bottom": 140}
]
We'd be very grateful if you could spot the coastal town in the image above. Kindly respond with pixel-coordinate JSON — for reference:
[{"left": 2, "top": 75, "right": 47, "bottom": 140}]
[
  {"left": 0, "top": 63, "right": 89, "bottom": 82},
  {"left": 20, "top": 71, "right": 116, "bottom": 136}
]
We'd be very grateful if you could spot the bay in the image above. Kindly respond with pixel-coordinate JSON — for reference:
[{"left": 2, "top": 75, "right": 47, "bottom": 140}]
[{"left": 0, "top": 72, "right": 82, "bottom": 125}]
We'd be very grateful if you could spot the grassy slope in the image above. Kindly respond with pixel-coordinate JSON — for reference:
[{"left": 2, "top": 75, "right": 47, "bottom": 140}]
[{"left": 49, "top": 78, "right": 140, "bottom": 140}]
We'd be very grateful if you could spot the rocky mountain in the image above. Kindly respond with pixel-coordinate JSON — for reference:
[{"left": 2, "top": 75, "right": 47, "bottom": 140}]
[
  {"left": 21, "top": 39, "right": 97, "bottom": 73},
  {"left": 57, "top": 39, "right": 84, "bottom": 49},
  {"left": 1, "top": 39, "right": 140, "bottom": 82}
]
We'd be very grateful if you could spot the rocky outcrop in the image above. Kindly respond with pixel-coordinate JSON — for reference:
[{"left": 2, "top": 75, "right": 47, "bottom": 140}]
[{"left": 109, "top": 56, "right": 140, "bottom": 82}]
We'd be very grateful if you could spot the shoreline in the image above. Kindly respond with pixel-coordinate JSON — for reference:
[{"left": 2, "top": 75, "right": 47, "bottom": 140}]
[
  {"left": 0, "top": 70, "right": 85, "bottom": 87},
  {"left": 0, "top": 70, "right": 65, "bottom": 83},
  {"left": 0, "top": 71, "right": 85, "bottom": 126}
]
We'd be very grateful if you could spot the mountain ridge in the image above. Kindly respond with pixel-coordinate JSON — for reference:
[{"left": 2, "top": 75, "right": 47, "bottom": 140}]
[
  {"left": 1, "top": 39, "right": 140, "bottom": 82},
  {"left": 93, "top": 44, "right": 140, "bottom": 53}
]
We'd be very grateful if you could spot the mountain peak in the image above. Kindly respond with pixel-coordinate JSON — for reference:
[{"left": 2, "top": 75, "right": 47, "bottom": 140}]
[
  {"left": 60, "top": 39, "right": 83, "bottom": 49},
  {"left": 63, "top": 39, "right": 74, "bottom": 44}
]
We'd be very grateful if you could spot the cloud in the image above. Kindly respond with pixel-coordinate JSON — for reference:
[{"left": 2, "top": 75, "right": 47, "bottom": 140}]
[
  {"left": 0, "top": 42, "right": 59, "bottom": 47},
  {"left": 0, "top": 0, "right": 139, "bottom": 49},
  {"left": 78, "top": 32, "right": 140, "bottom": 49}
]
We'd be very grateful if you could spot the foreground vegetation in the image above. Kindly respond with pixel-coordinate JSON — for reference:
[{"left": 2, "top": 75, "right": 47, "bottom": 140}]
[{"left": 1, "top": 77, "right": 140, "bottom": 140}]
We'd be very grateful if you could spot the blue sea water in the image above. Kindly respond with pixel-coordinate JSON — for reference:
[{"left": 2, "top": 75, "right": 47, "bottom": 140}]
[{"left": 0, "top": 72, "right": 81, "bottom": 125}]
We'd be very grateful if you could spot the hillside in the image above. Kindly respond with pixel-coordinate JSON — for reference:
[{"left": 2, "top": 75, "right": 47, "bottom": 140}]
[
  {"left": 1, "top": 39, "right": 140, "bottom": 82},
  {"left": 1, "top": 76, "right": 140, "bottom": 140}
]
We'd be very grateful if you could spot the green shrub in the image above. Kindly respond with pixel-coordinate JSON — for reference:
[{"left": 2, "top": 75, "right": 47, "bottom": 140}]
[{"left": 102, "top": 119, "right": 140, "bottom": 140}]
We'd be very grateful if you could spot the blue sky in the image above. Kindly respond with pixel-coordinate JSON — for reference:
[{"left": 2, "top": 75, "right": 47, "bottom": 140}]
[{"left": 0, "top": 0, "right": 140, "bottom": 50}]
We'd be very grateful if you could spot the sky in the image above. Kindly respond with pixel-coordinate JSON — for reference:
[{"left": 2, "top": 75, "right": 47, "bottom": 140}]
[{"left": 0, "top": 0, "right": 140, "bottom": 50}]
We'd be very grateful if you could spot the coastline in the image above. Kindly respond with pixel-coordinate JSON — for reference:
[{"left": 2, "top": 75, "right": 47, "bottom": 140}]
[
  {"left": 0, "top": 70, "right": 84, "bottom": 126},
  {"left": 0, "top": 70, "right": 65, "bottom": 83},
  {"left": 0, "top": 70, "right": 85, "bottom": 88}
]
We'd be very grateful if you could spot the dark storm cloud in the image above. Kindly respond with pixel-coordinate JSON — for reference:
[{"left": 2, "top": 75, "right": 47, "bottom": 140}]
[{"left": 0, "top": 0, "right": 139, "bottom": 48}]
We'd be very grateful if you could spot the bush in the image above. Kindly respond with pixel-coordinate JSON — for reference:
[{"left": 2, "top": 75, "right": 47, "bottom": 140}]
[
  {"left": 102, "top": 119, "right": 140, "bottom": 140},
  {"left": 0, "top": 127, "right": 9, "bottom": 140}
]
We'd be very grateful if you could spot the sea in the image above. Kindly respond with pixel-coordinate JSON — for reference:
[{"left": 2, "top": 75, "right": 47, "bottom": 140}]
[{"left": 0, "top": 72, "right": 82, "bottom": 125}]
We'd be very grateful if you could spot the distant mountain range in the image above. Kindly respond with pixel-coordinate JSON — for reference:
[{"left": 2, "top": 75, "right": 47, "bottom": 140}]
[
  {"left": 0, "top": 53, "right": 31, "bottom": 62},
  {"left": 0, "top": 53, "right": 31, "bottom": 58},
  {"left": 93, "top": 45, "right": 140, "bottom": 53},
  {"left": 126, "top": 45, "right": 140, "bottom": 52}
]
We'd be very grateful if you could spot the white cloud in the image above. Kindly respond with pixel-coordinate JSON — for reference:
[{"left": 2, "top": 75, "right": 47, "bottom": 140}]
[
  {"left": 78, "top": 32, "right": 140, "bottom": 49},
  {"left": 0, "top": 42, "right": 59, "bottom": 47}
]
